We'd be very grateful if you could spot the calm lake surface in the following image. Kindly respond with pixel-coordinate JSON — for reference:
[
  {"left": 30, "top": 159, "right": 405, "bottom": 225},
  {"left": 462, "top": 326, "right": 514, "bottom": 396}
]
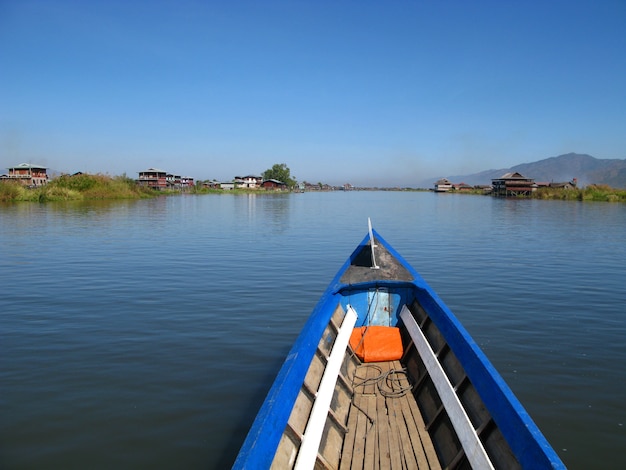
[{"left": 1, "top": 191, "right": 625, "bottom": 469}]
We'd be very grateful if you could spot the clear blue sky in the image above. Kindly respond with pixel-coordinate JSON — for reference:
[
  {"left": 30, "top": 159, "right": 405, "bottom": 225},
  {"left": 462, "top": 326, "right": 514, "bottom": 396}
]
[{"left": 1, "top": 0, "right": 625, "bottom": 186}]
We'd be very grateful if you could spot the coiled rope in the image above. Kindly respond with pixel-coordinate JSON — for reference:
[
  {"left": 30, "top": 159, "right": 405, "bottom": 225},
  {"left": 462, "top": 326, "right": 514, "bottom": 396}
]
[
  {"left": 349, "top": 364, "right": 414, "bottom": 431},
  {"left": 352, "top": 364, "right": 413, "bottom": 398}
]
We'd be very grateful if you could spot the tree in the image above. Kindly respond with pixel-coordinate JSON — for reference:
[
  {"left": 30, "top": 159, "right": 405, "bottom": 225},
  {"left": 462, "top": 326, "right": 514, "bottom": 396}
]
[{"left": 262, "top": 163, "right": 297, "bottom": 189}]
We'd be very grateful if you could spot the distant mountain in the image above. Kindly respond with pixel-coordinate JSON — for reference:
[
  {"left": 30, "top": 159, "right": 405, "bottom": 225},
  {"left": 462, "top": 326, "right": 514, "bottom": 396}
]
[{"left": 426, "top": 153, "right": 626, "bottom": 188}]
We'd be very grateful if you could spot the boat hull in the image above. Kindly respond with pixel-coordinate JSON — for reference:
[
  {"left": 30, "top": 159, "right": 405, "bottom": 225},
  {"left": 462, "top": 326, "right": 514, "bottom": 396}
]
[{"left": 233, "top": 230, "right": 565, "bottom": 469}]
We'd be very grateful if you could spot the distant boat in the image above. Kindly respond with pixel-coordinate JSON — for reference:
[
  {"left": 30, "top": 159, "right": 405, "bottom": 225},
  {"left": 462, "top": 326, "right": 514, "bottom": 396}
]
[{"left": 233, "top": 220, "right": 565, "bottom": 469}]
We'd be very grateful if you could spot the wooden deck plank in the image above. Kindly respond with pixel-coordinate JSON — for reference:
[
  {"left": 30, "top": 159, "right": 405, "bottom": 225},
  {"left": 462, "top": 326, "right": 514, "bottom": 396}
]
[
  {"left": 350, "top": 388, "right": 366, "bottom": 470},
  {"left": 387, "top": 365, "right": 429, "bottom": 467},
  {"left": 385, "top": 395, "right": 404, "bottom": 470},
  {"left": 384, "top": 361, "right": 410, "bottom": 470},
  {"left": 372, "top": 362, "right": 396, "bottom": 470},
  {"left": 388, "top": 361, "right": 441, "bottom": 470},
  {"left": 375, "top": 379, "right": 391, "bottom": 469},
  {"left": 363, "top": 393, "right": 377, "bottom": 469},
  {"left": 395, "top": 376, "right": 429, "bottom": 468},
  {"left": 404, "top": 388, "right": 443, "bottom": 470},
  {"left": 341, "top": 361, "right": 441, "bottom": 470},
  {"left": 362, "top": 365, "right": 378, "bottom": 469},
  {"left": 385, "top": 394, "right": 404, "bottom": 470},
  {"left": 390, "top": 389, "right": 418, "bottom": 469},
  {"left": 339, "top": 403, "right": 358, "bottom": 470}
]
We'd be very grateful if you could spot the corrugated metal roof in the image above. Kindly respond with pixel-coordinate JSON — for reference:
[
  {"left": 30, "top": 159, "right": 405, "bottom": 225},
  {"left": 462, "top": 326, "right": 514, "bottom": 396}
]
[{"left": 10, "top": 163, "right": 47, "bottom": 169}]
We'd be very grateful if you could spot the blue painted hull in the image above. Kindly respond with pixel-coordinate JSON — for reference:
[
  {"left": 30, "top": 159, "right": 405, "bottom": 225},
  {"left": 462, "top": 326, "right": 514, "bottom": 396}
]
[{"left": 233, "top": 230, "right": 565, "bottom": 469}]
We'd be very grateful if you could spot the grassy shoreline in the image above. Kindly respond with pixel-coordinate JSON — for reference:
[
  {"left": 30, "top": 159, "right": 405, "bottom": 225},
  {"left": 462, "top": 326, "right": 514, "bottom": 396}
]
[
  {"left": 531, "top": 185, "right": 626, "bottom": 202},
  {"left": 0, "top": 174, "right": 291, "bottom": 202},
  {"left": 436, "top": 185, "right": 626, "bottom": 202},
  {"left": 2, "top": 174, "right": 626, "bottom": 203},
  {"left": 0, "top": 174, "right": 157, "bottom": 202}
]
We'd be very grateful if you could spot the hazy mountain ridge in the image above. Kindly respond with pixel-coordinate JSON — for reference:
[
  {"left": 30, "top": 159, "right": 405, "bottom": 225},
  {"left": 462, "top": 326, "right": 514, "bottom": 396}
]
[{"left": 430, "top": 153, "right": 626, "bottom": 188}]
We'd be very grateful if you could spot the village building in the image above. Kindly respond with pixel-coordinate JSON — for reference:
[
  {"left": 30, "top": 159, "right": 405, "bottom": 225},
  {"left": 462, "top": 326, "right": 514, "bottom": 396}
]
[
  {"left": 136, "top": 168, "right": 194, "bottom": 190},
  {"left": 303, "top": 182, "right": 334, "bottom": 191},
  {"left": 549, "top": 179, "right": 577, "bottom": 190},
  {"left": 202, "top": 180, "right": 222, "bottom": 189},
  {"left": 234, "top": 175, "right": 262, "bottom": 189},
  {"left": 166, "top": 173, "right": 180, "bottom": 188},
  {"left": 535, "top": 179, "right": 578, "bottom": 191},
  {"left": 491, "top": 172, "right": 536, "bottom": 197},
  {"left": 136, "top": 168, "right": 167, "bottom": 190},
  {"left": 452, "top": 182, "right": 474, "bottom": 192},
  {"left": 1, "top": 163, "right": 49, "bottom": 187},
  {"left": 133, "top": 168, "right": 301, "bottom": 192},
  {"left": 433, "top": 178, "right": 452, "bottom": 192},
  {"left": 260, "top": 179, "right": 286, "bottom": 190},
  {"left": 166, "top": 174, "right": 194, "bottom": 190}
]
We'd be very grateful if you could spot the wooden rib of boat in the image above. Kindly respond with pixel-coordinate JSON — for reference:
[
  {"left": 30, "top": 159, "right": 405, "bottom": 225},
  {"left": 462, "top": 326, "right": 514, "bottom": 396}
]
[{"left": 233, "top": 222, "right": 565, "bottom": 469}]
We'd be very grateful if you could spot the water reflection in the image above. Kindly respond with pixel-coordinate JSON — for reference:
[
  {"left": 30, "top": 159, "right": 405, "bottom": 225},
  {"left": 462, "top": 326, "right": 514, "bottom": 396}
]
[{"left": 231, "top": 192, "right": 292, "bottom": 234}]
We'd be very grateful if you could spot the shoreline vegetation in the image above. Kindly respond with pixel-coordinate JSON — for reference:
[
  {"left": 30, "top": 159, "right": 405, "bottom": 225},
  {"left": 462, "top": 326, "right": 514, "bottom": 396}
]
[
  {"left": 1, "top": 174, "right": 156, "bottom": 202},
  {"left": 455, "top": 185, "right": 626, "bottom": 202},
  {"left": 1, "top": 173, "right": 625, "bottom": 203},
  {"left": 532, "top": 185, "right": 626, "bottom": 202},
  {"left": 0, "top": 173, "right": 297, "bottom": 203}
]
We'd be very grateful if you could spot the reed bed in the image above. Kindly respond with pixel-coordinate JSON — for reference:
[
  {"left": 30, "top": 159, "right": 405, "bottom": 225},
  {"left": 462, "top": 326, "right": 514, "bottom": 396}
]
[
  {"left": 533, "top": 185, "right": 626, "bottom": 202},
  {"left": 0, "top": 174, "right": 156, "bottom": 202}
]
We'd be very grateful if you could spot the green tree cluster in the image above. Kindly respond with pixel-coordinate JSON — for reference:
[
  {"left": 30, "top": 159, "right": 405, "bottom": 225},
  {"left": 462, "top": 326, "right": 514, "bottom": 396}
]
[{"left": 262, "top": 163, "right": 297, "bottom": 189}]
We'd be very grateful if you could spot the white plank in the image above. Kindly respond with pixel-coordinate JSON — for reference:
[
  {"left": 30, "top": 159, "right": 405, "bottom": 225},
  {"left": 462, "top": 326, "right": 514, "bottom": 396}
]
[
  {"left": 399, "top": 305, "right": 495, "bottom": 470},
  {"left": 368, "top": 217, "right": 380, "bottom": 269},
  {"left": 294, "top": 306, "right": 358, "bottom": 470}
]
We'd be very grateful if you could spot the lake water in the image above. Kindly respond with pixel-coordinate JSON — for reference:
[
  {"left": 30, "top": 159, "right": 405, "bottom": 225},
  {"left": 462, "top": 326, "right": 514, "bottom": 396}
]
[{"left": 1, "top": 192, "right": 625, "bottom": 469}]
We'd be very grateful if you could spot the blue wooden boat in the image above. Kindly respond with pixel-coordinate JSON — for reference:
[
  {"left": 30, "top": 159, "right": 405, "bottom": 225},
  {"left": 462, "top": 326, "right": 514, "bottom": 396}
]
[{"left": 234, "top": 222, "right": 565, "bottom": 469}]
